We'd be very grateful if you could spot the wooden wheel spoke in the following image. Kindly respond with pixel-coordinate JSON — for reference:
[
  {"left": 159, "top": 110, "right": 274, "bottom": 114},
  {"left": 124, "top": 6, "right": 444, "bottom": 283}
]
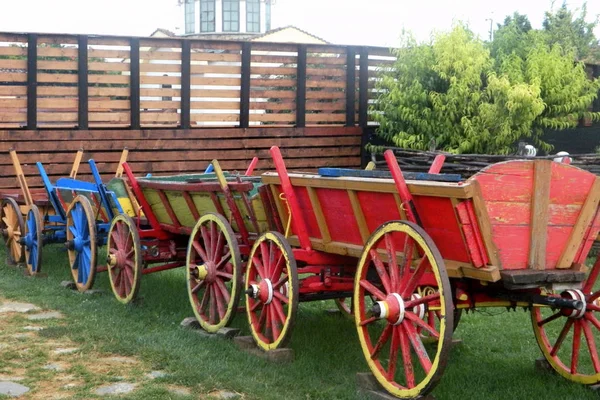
[
  {"left": 268, "top": 241, "right": 276, "bottom": 277},
  {"left": 404, "top": 312, "right": 440, "bottom": 339},
  {"left": 252, "top": 255, "right": 267, "bottom": 279},
  {"left": 191, "top": 280, "right": 205, "bottom": 294},
  {"left": 581, "top": 319, "right": 600, "bottom": 373},
  {"left": 404, "top": 320, "right": 432, "bottom": 374},
  {"left": 273, "top": 290, "right": 289, "bottom": 304},
  {"left": 588, "top": 290, "right": 600, "bottom": 304},
  {"left": 199, "top": 284, "right": 210, "bottom": 312},
  {"left": 257, "top": 303, "right": 268, "bottom": 332},
  {"left": 401, "top": 234, "right": 414, "bottom": 277},
  {"left": 193, "top": 240, "right": 209, "bottom": 263},
  {"left": 270, "top": 252, "right": 284, "bottom": 281},
  {"left": 216, "top": 270, "right": 233, "bottom": 280},
  {"left": 370, "top": 324, "right": 393, "bottom": 360},
  {"left": 359, "top": 316, "right": 379, "bottom": 326},
  {"left": 359, "top": 279, "right": 386, "bottom": 301},
  {"left": 250, "top": 299, "right": 263, "bottom": 312},
  {"left": 401, "top": 257, "right": 429, "bottom": 298},
  {"left": 584, "top": 259, "right": 600, "bottom": 293},
  {"left": 269, "top": 305, "right": 282, "bottom": 341},
  {"left": 385, "top": 233, "right": 400, "bottom": 291},
  {"left": 200, "top": 226, "right": 211, "bottom": 260},
  {"left": 537, "top": 311, "right": 563, "bottom": 327},
  {"left": 208, "top": 285, "right": 217, "bottom": 324},
  {"left": 214, "top": 231, "right": 225, "bottom": 263},
  {"left": 260, "top": 242, "right": 270, "bottom": 276},
  {"left": 586, "top": 313, "right": 600, "bottom": 330},
  {"left": 210, "top": 221, "right": 218, "bottom": 260},
  {"left": 587, "top": 304, "right": 600, "bottom": 312},
  {"left": 213, "top": 283, "right": 227, "bottom": 320},
  {"left": 397, "top": 324, "right": 416, "bottom": 388},
  {"left": 571, "top": 321, "right": 582, "bottom": 374},
  {"left": 272, "top": 299, "right": 286, "bottom": 326},
  {"left": 404, "top": 292, "right": 440, "bottom": 309},
  {"left": 272, "top": 275, "right": 289, "bottom": 291},
  {"left": 551, "top": 319, "right": 574, "bottom": 356},
  {"left": 215, "top": 252, "right": 232, "bottom": 270},
  {"left": 369, "top": 249, "right": 392, "bottom": 293},
  {"left": 215, "top": 278, "right": 232, "bottom": 305}
]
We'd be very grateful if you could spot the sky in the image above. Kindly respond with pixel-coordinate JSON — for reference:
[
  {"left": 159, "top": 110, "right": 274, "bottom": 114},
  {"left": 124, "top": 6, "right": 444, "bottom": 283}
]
[{"left": 0, "top": 0, "right": 599, "bottom": 47}]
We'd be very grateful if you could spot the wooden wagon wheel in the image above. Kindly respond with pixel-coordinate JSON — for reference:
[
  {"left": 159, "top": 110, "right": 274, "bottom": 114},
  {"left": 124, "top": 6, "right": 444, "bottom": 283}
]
[
  {"left": 107, "top": 214, "right": 142, "bottom": 304},
  {"left": 353, "top": 220, "right": 453, "bottom": 399},
  {"left": 66, "top": 195, "right": 98, "bottom": 292},
  {"left": 23, "top": 204, "right": 43, "bottom": 275},
  {"left": 186, "top": 213, "right": 242, "bottom": 333},
  {"left": 245, "top": 231, "right": 299, "bottom": 351},
  {"left": 531, "top": 257, "right": 600, "bottom": 385},
  {"left": 0, "top": 198, "right": 25, "bottom": 265}
]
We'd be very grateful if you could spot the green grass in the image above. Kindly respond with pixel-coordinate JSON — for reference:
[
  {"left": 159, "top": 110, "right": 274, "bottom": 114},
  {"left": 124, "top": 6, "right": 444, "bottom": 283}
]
[{"left": 0, "top": 244, "right": 598, "bottom": 400}]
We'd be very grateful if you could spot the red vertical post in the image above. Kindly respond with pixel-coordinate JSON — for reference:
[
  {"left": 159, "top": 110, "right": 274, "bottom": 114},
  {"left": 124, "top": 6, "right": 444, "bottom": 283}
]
[
  {"left": 384, "top": 150, "right": 419, "bottom": 225},
  {"left": 245, "top": 157, "right": 259, "bottom": 176},
  {"left": 269, "top": 146, "right": 312, "bottom": 250},
  {"left": 122, "top": 162, "right": 164, "bottom": 233},
  {"left": 428, "top": 154, "right": 445, "bottom": 174}
]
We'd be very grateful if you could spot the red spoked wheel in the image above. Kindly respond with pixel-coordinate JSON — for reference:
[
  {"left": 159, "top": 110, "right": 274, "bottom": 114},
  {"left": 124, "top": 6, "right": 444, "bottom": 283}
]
[
  {"left": 0, "top": 198, "right": 25, "bottom": 265},
  {"left": 532, "top": 257, "right": 600, "bottom": 385},
  {"left": 354, "top": 220, "right": 453, "bottom": 399},
  {"left": 186, "top": 213, "right": 242, "bottom": 333},
  {"left": 107, "top": 214, "right": 142, "bottom": 304},
  {"left": 245, "top": 231, "right": 299, "bottom": 351}
]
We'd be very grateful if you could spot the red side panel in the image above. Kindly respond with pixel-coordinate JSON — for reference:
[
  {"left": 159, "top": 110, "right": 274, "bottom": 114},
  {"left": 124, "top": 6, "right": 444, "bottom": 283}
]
[
  {"left": 412, "top": 195, "right": 471, "bottom": 264},
  {"left": 315, "top": 188, "right": 363, "bottom": 245},
  {"left": 356, "top": 191, "right": 402, "bottom": 233}
]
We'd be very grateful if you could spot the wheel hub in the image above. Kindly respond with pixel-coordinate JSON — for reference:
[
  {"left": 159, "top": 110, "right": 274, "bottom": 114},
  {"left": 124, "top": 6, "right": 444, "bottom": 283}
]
[
  {"left": 246, "top": 279, "right": 274, "bottom": 304},
  {"left": 195, "top": 261, "right": 216, "bottom": 282},
  {"left": 411, "top": 293, "right": 426, "bottom": 320},
  {"left": 371, "top": 293, "right": 405, "bottom": 325},
  {"left": 561, "top": 289, "right": 587, "bottom": 319}
]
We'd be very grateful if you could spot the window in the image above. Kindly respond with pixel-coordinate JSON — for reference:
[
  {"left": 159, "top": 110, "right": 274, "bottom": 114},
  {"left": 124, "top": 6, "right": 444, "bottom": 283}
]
[
  {"left": 265, "top": 0, "right": 271, "bottom": 31},
  {"left": 222, "top": 0, "right": 239, "bottom": 32},
  {"left": 246, "top": 0, "right": 260, "bottom": 33},
  {"left": 200, "top": 0, "right": 215, "bottom": 32},
  {"left": 184, "top": 0, "right": 195, "bottom": 34}
]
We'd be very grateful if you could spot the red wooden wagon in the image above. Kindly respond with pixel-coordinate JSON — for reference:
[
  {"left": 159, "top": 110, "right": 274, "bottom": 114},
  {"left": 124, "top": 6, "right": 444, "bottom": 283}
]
[{"left": 240, "top": 146, "right": 600, "bottom": 399}]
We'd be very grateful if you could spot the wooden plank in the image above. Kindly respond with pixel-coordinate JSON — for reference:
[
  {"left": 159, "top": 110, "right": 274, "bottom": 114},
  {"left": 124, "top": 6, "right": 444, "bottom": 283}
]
[
  {"left": 0, "top": 59, "right": 27, "bottom": 69},
  {"left": 37, "top": 73, "right": 78, "bottom": 83},
  {"left": 249, "top": 113, "right": 295, "bottom": 122},
  {"left": 0, "top": 46, "right": 27, "bottom": 57},
  {"left": 250, "top": 101, "right": 295, "bottom": 111},
  {"left": 190, "top": 101, "right": 239, "bottom": 110},
  {"left": 141, "top": 88, "right": 180, "bottom": 97},
  {"left": 140, "top": 100, "right": 179, "bottom": 109},
  {"left": 306, "top": 114, "right": 346, "bottom": 122},
  {"left": 445, "top": 261, "right": 501, "bottom": 281},
  {"left": 190, "top": 89, "right": 240, "bottom": 98},
  {"left": 557, "top": 176, "right": 600, "bottom": 268},
  {"left": 470, "top": 181, "right": 501, "bottom": 267},
  {"left": 307, "top": 68, "right": 346, "bottom": 77},
  {"left": 306, "top": 91, "right": 345, "bottom": 99},
  {"left": 190, "top": 65, "right": 241, "bottom": 74},
  {"left": 37, "top": 60, "right": 78, "bottom": 70},
  {"left": 37, "top": 47, "right": 78, "bottom": 57},
  {"left": 347, "top": 189, "right": 369, "bottom": 243},
  {"left": 0, "top": 72, "right": 26, "bottom": 82},
  {"left": 140, "top": 63, "right": 182, "bottom": 73},
  {"left": 190, "top": 52, "right": 241, "bottom": 62},
  {"left": 88, "top": 49, "right": 131, "bottom": 59},
  {"left": 306, "top": 56, "right": 346, "bottom": 65},
  {"left": 250, "top": 90, "right": 295, "bottom": 99},
  {"left": 250, "top": 55, "right": 296, "bottom": 64},
  {"left": 139, "top": 51, "right": 182, "bottom": 61},
  {"left": 140, "top": 113, "right": 180, "bottom": 123},
  {"left": 37, "top": 98, "right": 78, "bottom": 108},
  {"left": 89, "top": 74, "right": 130, "bottom": 84},
  {"left": 306, "top": 80, "right": 345, "bottom": 89},
  {"left": 140, "top": 75, "right": 181, "bottom": 85},
  {"left": 0, "top": 86, "right": 26, "bottom": 95},
  {"left": 89, "top": 62, "right": 131, "bottom": 72},
  {"left": 190, "top": 77, "right": 241, "bottom": 86},
  {"left": 251, "top": 66, "right": 296, "bottom": 75},
  {"left": 251, "top": 78, "right": 296, "bottom": 87},
  {"left": 306, "top": 186, "right": 331, "bottom": 243},
  {"left": 0, "top": 98, "right": 26, "bottom": 108},
  {"left": 529, "top": 161, "right": 552, "bottom": 270},
  {"left": 190, "top": 113, "right": 239, "bottom": 122},
  {"left": 37, "top": 113, "right": 78, "bottom": 122},
  {"left": 89, "top": 87, "right": 130, "bottom": 96},
  {"left": 0, "top": 113, "right": 26, "bottom": 122},
  {"left": 190, "top": 42, "right": 242, "bottom": 51}
]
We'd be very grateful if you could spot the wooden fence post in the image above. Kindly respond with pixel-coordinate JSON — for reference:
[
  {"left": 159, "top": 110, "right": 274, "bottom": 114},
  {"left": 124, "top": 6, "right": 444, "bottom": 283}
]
[
  {"left": 181, "top": 39, "right": 191, "bottom": 129},
  {"left": 130, "top": 37, "right": 140, "bottom": 130},
  {"left": 78, "top": 35, "right": 88, "bottom": 129},
  {"left": 239, "top": 42, "right": 251, "bottom": 129},
  {"left": 26, "top": 33, "right": 37, "bottom": 129},
  {"left": 296, "top": 44, "right": 307, "bottom": 128},
  {"left": 345, "top": 46, "right": 356, "bottom": 127}
]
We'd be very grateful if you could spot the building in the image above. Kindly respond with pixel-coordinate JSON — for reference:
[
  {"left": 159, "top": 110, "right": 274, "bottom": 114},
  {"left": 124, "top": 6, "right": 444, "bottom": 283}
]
[{"left": 181, "top": 0, "right": 273, "bottom": 40}]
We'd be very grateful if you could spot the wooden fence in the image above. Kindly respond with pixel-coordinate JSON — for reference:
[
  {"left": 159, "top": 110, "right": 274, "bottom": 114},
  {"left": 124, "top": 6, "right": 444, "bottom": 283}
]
[{"left": 0, "top": 32, "right": 394, "bottom": 190}]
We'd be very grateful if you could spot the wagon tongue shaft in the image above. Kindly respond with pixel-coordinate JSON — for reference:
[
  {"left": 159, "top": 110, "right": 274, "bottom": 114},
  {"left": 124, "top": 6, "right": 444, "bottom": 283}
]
[{"left": 492, "top": 291, "right": 584, "bottom": 311}]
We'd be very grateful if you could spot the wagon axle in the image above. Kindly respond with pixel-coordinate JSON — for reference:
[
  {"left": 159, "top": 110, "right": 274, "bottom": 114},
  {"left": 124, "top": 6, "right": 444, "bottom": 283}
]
[
  {"left": 369, "top": 293, "right": 426, "bottom": 325},
  {"left": 491, "top": 290, "right": 584, "bottom": 313}
]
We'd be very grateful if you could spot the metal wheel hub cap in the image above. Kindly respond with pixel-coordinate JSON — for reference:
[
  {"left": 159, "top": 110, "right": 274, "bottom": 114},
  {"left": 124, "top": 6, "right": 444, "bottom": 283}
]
[
  {"left": 373, "top": 293, "right": 406, "bottom": 325},
  {"left": 197, "top": 261, "right": 216, "bottom": 282},
  {"left": 561, "top": 289, "right": 587, "bottom": 319}
]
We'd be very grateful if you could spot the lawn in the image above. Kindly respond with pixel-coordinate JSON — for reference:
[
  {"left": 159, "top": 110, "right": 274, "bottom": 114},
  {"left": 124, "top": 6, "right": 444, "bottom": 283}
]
[{"left": 0, "top": 244, "right": 597, "bottom": 400}]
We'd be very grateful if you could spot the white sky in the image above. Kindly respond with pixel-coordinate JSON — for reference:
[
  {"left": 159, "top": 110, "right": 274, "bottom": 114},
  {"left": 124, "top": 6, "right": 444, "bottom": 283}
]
[{"left": 0, "top": 0, "right": 598, "bottom": 47}]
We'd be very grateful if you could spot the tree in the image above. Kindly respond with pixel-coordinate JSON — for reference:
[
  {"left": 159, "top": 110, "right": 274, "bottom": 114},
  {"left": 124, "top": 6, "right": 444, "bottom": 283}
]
[
  {"left": 490, "top": 12, "right": 535, "bottom": 60},
  {"left": 371, "top": 24, "right": 600, "bottom": 154},
  {"left": 542, "top": 1, "right": 599, "bottom": 61}
]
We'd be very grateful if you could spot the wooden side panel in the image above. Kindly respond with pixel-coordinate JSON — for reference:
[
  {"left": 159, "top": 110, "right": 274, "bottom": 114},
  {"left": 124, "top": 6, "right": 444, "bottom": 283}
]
[
  {"left": 190, "top": 42, "right": 241, "bottom": 127},
  {"left": 249, "top": 48, "right": 297, "bottom": 126},
  {"left": 0, "top": 35, "right": 28, "bottom": 128},
  {"left": 305, "top": 46, "right": 349, "bottom": 126},
  {"left": 315, "top": 188, "right": 363, "bottom": 245},
  {"left": 471, "top": 160, "right": 600, "bottom": 271},
  {"left": 140, "top": 44, "right": 182, "bottom": 128}
]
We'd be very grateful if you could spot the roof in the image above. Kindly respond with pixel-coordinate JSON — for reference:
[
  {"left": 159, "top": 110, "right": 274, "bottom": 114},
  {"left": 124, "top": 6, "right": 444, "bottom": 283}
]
[
  {"left": 250, "top": 25, "right": 329, "bottom": 44},
  {"left": 150, "top": 28, "right": 177, "bottom": 38}
]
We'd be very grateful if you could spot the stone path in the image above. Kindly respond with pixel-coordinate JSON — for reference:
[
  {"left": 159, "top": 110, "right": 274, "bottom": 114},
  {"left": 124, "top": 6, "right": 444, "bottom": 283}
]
[{"left": 0, "top": 298, "right": 212, "bottom": 399}]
